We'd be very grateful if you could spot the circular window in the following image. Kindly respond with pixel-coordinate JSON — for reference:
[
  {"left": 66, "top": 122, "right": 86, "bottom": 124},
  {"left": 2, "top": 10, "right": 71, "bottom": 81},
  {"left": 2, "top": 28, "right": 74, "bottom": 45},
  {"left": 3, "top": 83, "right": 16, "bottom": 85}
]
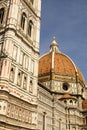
[{"left": 63, "top": 83, "right": 69, "bottom": 91}]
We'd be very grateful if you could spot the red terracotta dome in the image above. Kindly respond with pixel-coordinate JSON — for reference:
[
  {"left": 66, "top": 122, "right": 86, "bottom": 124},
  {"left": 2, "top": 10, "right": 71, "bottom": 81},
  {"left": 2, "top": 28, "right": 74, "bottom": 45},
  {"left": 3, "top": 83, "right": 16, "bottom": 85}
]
[
  {"left": 39, "top": 52, "right": 76, "bottom": 76},
  {"left": 38, "top": 37, "right": 85, "bottom": 85}
]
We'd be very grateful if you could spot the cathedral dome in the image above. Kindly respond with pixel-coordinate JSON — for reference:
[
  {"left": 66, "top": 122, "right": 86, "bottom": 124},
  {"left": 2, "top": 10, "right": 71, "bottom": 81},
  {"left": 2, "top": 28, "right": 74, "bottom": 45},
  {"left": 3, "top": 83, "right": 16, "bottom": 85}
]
[{"left": 38, "top": 37, "right": 85, "bottom": 85}]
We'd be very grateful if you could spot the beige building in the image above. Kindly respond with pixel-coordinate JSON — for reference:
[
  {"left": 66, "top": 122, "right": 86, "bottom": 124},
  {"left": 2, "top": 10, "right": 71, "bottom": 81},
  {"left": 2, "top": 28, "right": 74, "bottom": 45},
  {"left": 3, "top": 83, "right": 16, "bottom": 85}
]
[
  {"left": 37, "top": 37, "right": 87, "bottom": 130},
  {"left": 0, "top": 0, "right": 87, "bottom": 130},
  {"left": 0, "top": 0, "right": 41, "bottom": 130}
]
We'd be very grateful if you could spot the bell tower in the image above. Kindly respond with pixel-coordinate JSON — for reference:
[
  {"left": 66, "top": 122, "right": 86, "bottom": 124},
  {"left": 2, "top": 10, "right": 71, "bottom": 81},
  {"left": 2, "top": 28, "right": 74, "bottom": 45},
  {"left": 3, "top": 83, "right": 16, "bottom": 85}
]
[{"left": 0, "top": 0, "right": 41, "bottom": 130}]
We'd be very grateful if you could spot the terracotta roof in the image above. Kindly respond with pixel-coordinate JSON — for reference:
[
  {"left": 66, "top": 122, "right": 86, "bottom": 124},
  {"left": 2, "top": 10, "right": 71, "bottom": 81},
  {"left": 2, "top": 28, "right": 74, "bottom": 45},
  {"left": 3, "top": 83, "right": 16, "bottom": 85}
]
[
  {"left": 54, "top": 53, "right": 76, "bottom": 75},
  {"left": 38, "top": 52, "right": 85, "bottom": 83},
  {"left": 82, "top": 100, "right": 87, "bottom": 109},
  {"left": 60, "top": 94, "right": 74, "bottom": 100},
  {"left": 38, "top": 53, "right": 52, "bottom": 75}
]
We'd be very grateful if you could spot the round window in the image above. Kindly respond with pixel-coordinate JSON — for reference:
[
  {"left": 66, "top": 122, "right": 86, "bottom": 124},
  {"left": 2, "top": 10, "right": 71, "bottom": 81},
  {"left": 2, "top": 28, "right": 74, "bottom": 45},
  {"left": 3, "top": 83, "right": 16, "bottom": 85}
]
[{"left": 63, "top": 83, "right": 69, "bottom": 91}]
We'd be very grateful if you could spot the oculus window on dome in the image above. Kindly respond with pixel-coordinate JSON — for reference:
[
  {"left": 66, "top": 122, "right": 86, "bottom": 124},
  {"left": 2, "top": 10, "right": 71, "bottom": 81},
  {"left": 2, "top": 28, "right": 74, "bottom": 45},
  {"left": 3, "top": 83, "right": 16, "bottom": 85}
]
[{"left": 62, "top": 83, "right": 69, "bottom": 91}]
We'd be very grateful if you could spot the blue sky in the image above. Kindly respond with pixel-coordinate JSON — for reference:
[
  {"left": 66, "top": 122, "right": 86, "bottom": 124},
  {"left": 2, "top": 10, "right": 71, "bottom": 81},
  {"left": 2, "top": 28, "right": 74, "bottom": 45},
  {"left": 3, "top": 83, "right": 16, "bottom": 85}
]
[{"left": 40, "top": 0, "right": 87, "bottom": 82}]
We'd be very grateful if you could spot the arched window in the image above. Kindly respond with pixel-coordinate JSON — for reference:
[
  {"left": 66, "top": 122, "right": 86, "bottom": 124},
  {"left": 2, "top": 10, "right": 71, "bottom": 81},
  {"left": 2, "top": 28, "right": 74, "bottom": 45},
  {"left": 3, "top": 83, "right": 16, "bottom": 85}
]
[
  {"left": 17, "top": 71, "right": 22, "bottom": 86},
  {"left": 82, "top": 88, "right": 84, "bottom": 93},
  {"left": 28, "top": 20, "right": 33, "bottom": 37},
  {"left": 10, "top": 67, "right": 15, "bottom": 82},
  {"left": 70, "top": 100, "right": 73, "bottom": 104},
  {"left": 21, "top": 12, "right": 27, "bottom": 30},
  {"left": 23, "top": 75, "right": 27, "bottom": 90},
  {"left": 0, "top": 8, "right": 4, "bottom": 24},
  {"left": 29, "top": 79, "right": 33, "bottom": 93},
  {"left": 43, "top": 112, "right": 46, "bottom": 130}
]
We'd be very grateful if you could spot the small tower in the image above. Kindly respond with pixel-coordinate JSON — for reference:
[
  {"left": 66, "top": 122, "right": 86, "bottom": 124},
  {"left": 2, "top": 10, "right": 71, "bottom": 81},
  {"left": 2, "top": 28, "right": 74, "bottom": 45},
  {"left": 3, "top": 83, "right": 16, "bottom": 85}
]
[
  {"left": 50, "top": 36, "right": 60, "bottom": 53},
  {"left": 0, "top": 0, "right": 41, "bottom": 130}
]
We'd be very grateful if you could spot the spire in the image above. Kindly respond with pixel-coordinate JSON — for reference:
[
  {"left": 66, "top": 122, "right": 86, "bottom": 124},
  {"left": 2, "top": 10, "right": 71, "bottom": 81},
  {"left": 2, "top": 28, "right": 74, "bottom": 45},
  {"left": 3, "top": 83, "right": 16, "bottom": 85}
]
[{"left": 50, "top": 37, "right": 60, "bottom": 52}]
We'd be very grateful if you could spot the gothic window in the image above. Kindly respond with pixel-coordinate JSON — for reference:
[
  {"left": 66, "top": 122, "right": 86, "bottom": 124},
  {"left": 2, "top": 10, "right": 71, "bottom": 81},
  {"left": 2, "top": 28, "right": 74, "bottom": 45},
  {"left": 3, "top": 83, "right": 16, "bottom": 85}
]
[
  {"left": 12, "top": 45, "right": 17, "bottom": 60},
  {"left": 0, "top": 8, "right": 4, "bottom": 24},
  {"left": 21, "top": 12, "right": 27, "bottom": 30},
  {"left": 17, "top": 71, "right": 22, "bottom": 86},
  {"left": 10, "top": 66, "right": 15, "bottom": 82},
  {"left": 29, "top": 79, "right": 33, "bottom": 93},
  {"left": 19, "top": 51, "right": 24, "bottom": 65},
  {"left": 23, "top": 74, "right": 27, "bottom": 90},
  {"left": 28, "top": 20, "right": 33, "bottom": 37},
  {"left": 24, "top": 55, "right": 29, "bottom": 69},
  {"left": 31, "top": 59, "right": 34, "bottom": 73},
  {"left": 43, "top": 112, "right": 46, "bottom": 130}
]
